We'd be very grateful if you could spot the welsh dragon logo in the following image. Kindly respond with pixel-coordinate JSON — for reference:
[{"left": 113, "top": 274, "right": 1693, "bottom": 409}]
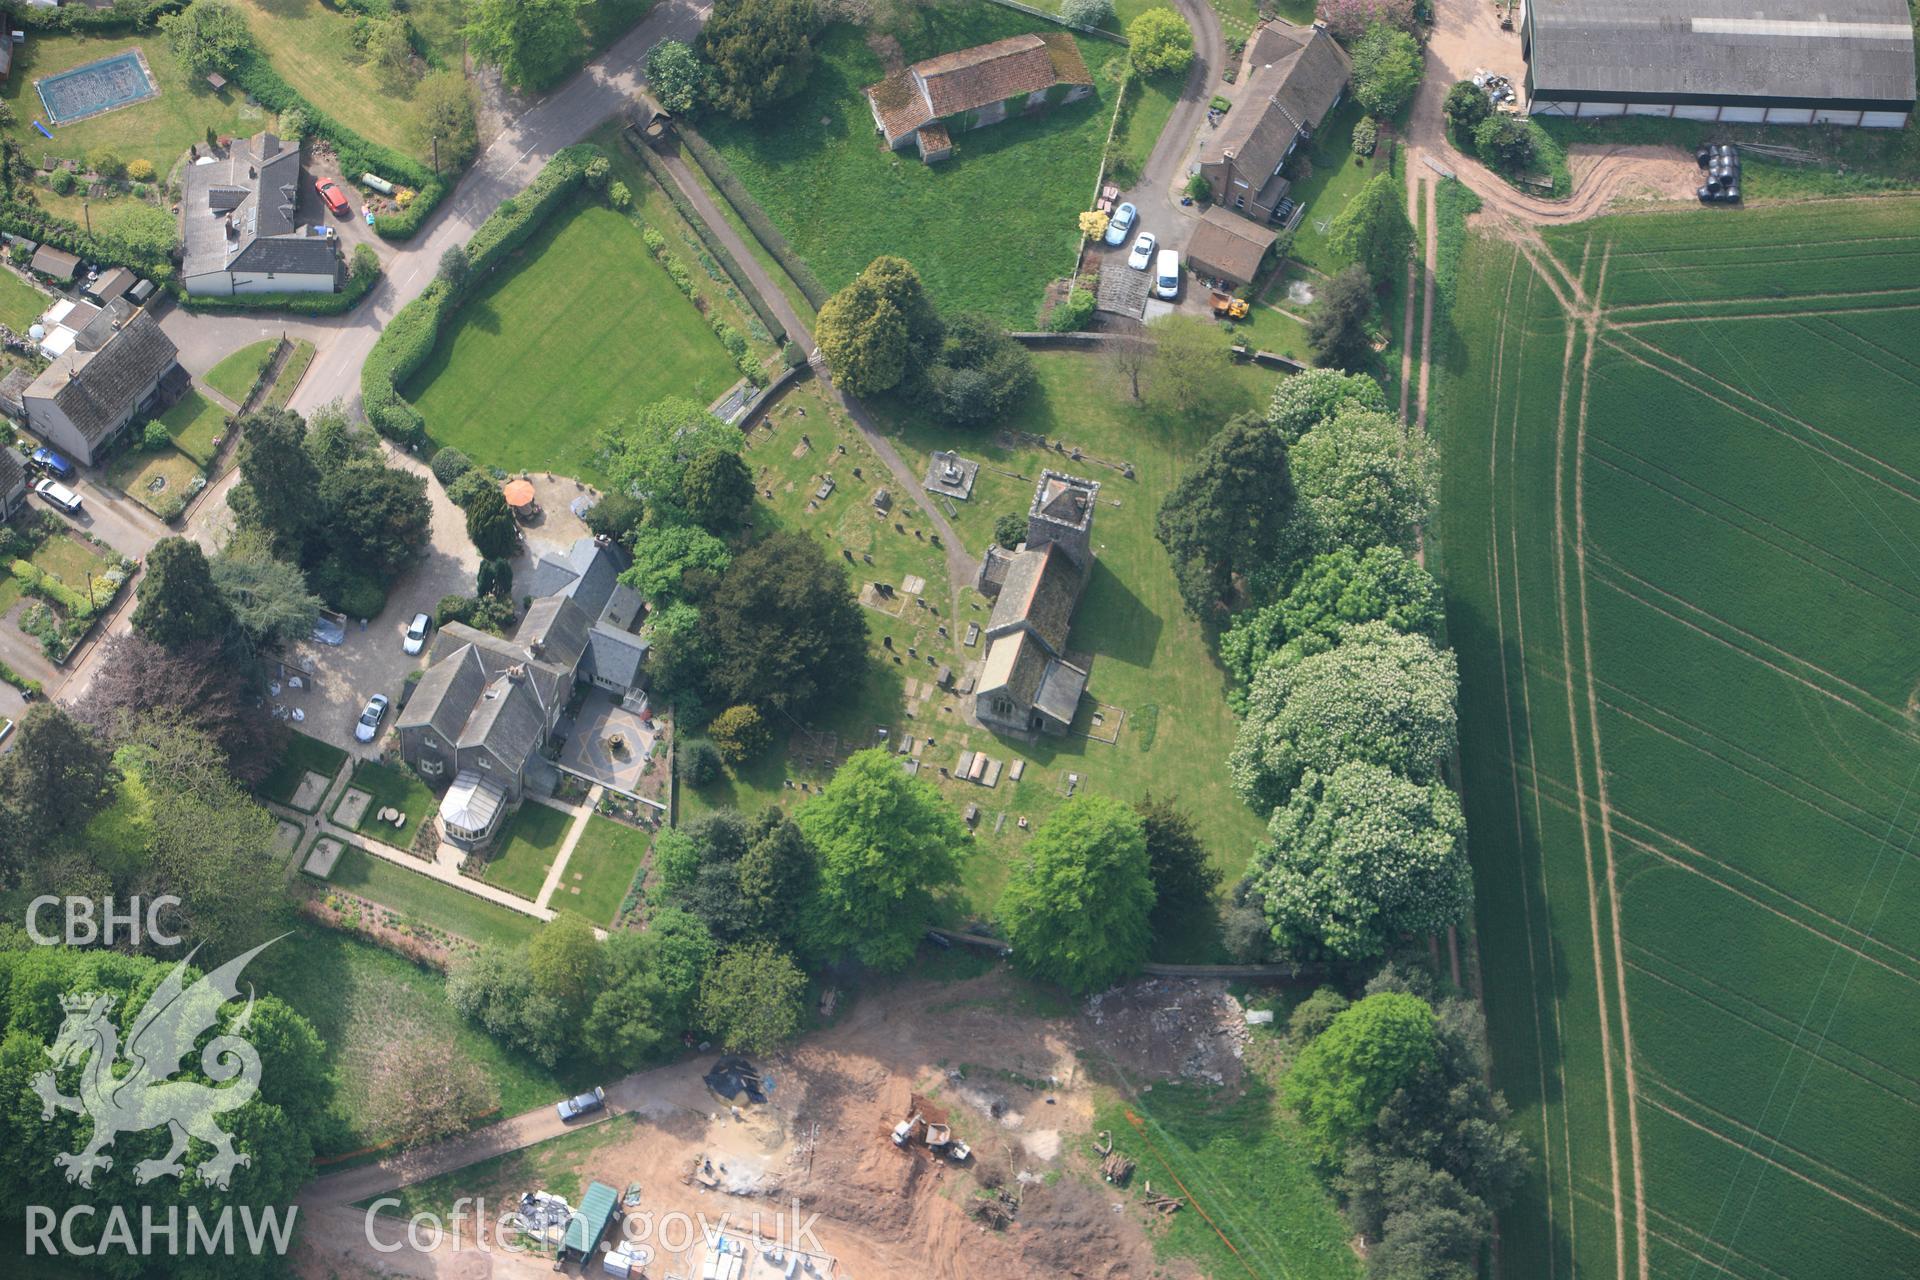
[{"left": 30, "top": 938, "right": 281, "bottom": 1191}]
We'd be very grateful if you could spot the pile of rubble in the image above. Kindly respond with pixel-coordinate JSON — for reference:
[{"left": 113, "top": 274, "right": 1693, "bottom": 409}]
[{"left": 1082, "top": 980, "right": 1252, "bottom": 1086}]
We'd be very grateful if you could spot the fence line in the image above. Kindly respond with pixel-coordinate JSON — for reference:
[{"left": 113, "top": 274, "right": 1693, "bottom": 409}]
[{"left": 978, "top": 0, "right": 1130, "bottom": 43}]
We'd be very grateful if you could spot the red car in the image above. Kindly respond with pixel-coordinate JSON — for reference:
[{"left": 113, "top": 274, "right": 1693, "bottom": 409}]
[{"left": 316, "top": 178, "right": 350, "bottom": 217}]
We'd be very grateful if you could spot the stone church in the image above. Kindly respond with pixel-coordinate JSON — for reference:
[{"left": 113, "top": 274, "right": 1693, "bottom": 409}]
[{"left": 972, "top": 470, "right": 1099, "bottom": 738}]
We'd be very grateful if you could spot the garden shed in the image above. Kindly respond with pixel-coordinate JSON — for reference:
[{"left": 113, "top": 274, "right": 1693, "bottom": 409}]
[
  {"left": 1185, "top": 207, "right": 1278, "bottom": 287},
  {"left": 561, "top": 1180, "right": 620, "bottom": 1263}
]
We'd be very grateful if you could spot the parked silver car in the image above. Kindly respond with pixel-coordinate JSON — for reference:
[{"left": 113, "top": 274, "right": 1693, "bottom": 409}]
[
  {"left": 1103, "top": 201, "right": 1137, "bottom": 246},
  {"left": 354, "top": 693, "right": 390, "bottom": 743}
]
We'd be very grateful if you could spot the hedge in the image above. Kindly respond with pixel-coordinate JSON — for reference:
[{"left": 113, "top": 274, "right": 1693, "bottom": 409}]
[
  {"left": 11, "top": 0, "right": 186, "bottom": 33},
  {"left": 0, "top": 656, "right": 41, "bottom": 698},
  {"left": 0, "top": 198, "right": 176, "bottom": 283},
  {"left": 361, "top": 145, "right": 600, "bottom": 447},
  {"left": 619, "top": 132, "right": 788, "bottom": 344},
  {"left": 675, "top": 127, "right": 830, "bottom": 309},
  {"left": 230, "top": 52, "right": 450, "bottom": 241}
]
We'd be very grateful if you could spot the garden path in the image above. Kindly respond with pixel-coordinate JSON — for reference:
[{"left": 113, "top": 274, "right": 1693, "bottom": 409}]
[{"left": 534, "top": 786, "right": 603, "bottom": 910}]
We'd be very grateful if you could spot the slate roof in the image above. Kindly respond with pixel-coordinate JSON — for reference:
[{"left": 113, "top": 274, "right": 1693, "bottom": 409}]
[
  {"left": 1034, "top": 471, "right": 1096, "bottom": 529},
  {"left": 1526, "top": 0, "right": 1916, "bottom": 105},
  {"left": 978, "top": 631, "right": 1051, "bottom": 708},
  {"left": 25, "top": 311, "right": 178, "bottom": 446},
  {"left": 976, "top": 543, "right": 1018, "bottom": 597},
  {"left": 396, "top": 644, "right": 490, "bottom": 742},
  {"left": 1202, "top": 22, "right": 1351, "bottom": 180},
  {"left": 869, "top": 31, "right": 1094, "bottom": 139},
  {"left": 586, "top": 625, "right": 649, "bottom": 690},
  {"left": 86, "top": 266, "right": 136, "bottom": 305},
  {"left": 528, "top": 536, "right": 626, "bottom": 621},
  {"left": 458, "top": 671, "right": 548, "bottom": 757},
  {"left": 0, "top": 447, "right": 24, "bottom": 504},
  {"left": 986, "top": 542, "right": 1081, "bottom": 655},
  {"left": 1185, "top": 206, "right": 1279, "bottom": 283},
  {"left": 1033, "top": 657, "right": 1089, "bottom": 727},
  {"left": 518, "top": 595, "right": 592, "bottom": 672},
  {"left": 181, "top": 131, "right": 338, "bottom": 283}
]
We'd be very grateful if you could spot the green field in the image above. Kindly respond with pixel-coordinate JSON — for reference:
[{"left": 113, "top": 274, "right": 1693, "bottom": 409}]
[
  {"left": 241, "top": 0, "right": 438, "bottom": 162},
  {"left": 1, "top": 32, "right": 266, "bottom": 174},
  {"left": 477, "top": 801, "right": 575, "bottom": 901},
  {"left": 404, "top": 200, "right": 742, "bottom": 485},
  {"left": 699, "top": 6, "right": 1121, "bottom": 324},
  {"left": 334, "top": 758, "right": 437, "bottom": 836},
  {"left": 1433, "top": 197, "right": 1920, "bottom": 1280},
  {"left": 1092, "top": 1083, "right": 1358, "bottom": 1280}
]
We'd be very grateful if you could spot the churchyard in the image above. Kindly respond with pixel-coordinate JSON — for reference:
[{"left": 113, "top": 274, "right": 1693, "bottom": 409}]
[{"left": 679, "top": 352, "right": 1279, "bottom": 948}]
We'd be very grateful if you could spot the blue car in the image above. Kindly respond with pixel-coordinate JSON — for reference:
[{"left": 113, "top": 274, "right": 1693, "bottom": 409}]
[{"left": 30, "top": 447, "right": 74, "bottom": 481}]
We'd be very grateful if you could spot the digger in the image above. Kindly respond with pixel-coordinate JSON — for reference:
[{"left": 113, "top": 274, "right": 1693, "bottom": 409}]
[{"left": 1210, "top": 289, "right": 1250, "bottom": 321}]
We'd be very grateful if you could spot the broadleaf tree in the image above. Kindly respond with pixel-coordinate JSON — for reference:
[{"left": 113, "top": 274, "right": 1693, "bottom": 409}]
[{"left": 999, "top": 794, "right": 1155, "bottom": 993}]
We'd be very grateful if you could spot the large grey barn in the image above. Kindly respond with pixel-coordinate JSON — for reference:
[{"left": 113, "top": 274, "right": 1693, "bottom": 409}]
[{"left": 1523, "top": 0, "right": 1915, "bottom": 128}]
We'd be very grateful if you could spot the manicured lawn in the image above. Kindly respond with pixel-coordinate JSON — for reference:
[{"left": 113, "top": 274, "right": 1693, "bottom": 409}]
[
  {"left": 265, "top": 338, "right": 316, "bottom": 409},
  {"left": 1231, "top": 300, "right": 1313, "bottom": 363},
  {"left": 157, "top": 389, "right": 230, "bottom": 465},
  {"left": 700, "top": 8, "right": 1119, "bottom": 323},
  {"left": 551, "top": 815, "right": 649, "bottom": 927},
  {"left": 476, "top": 801, "right": 575, "bottom": 901},
  {"left": 1282, "top": 97, "right": 1379, "bottom": 274},
  {"left": 404, "top": 200, "right": 741, "bottom": 485},
  {"left": 240, "top": 0, "right": 437, "bottom": 162},
  {"left": 0, "top": 31, "right": 267, "bottom": 174},
  {"left": 1093, "top": 1083, "right": 1357, "bottom": 1280},
  {"left": 323, "top": 845, "right": 541, "bottom": 949},
  {"left": 0, "top": 268, "right": 48, "bottom": 331},
  {"left": 1435, "top": 199, "right": 1920, "bottom": 1280},
  {"left": 206, "top": 339, "right": 278, "bottom": 404},
  {"left": 25, "top": 529, "right": 112, "bottom": 592},
  {"left": 260, "top": 730, "right": 349, "bottom": 811},
  {"left": 103, "top": 445, "right": 201, "bottom": 518},
  {"left": 334, "top": 758, "right": 437, "bottom": 835},
  {"left": 252, "top": 923, "right": 577, "bottom": 1154}
]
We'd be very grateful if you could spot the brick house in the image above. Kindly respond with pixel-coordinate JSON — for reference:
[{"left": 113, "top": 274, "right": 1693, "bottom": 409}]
[{"left": 867, "top": 32, "right": 1094, "bottom": 162}]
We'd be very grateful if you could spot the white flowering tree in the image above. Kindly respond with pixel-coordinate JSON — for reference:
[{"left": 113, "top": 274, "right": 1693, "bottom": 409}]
[
  {"left": 1251, "top": 761, "right": 1471, "bottom": 960},
  {"left": 1229, "top": 620, "right": 1457, "bottom": 813},
  {"left": 1266, "top": 368, "right": 1389, "bottom": 443},
  {"left": 1290, "top": 408, "right": 1437, "bottom": 554}
]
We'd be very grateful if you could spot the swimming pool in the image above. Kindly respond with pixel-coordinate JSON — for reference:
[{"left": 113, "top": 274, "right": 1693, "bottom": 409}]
[{"left": 36, "top": 49, "right": 160, "bottom": 127}]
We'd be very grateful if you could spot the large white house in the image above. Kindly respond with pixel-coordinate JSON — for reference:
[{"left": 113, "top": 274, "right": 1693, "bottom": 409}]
[{"left": 180, "top": 132, "right": 341, "bottom": 297}]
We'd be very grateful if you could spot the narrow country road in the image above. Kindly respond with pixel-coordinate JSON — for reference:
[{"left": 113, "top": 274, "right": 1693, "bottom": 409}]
[{"left": 159, "top": 0, "right": 713, "bottom": 412}]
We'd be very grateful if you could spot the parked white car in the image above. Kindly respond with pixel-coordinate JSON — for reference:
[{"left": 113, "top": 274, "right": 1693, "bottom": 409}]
[
  {"left": 402, "top": 612, "right": 432, "bottom": 656},
  {"left": 33, "top": 477, "right": 82, "bottom": 514},
  {"left": 1104, "top": 202, "right": 1136, "bottom": 246},
  {"left": 1127, "top": 231, "right": 1157, "bottom": 271},
  {"left": 354, "top": 694, "right": 390, "bottom": 743}
]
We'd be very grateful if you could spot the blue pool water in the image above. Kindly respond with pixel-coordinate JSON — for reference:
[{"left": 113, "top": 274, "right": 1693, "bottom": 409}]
[{"left": 36, "top": 49, "right": 160, "bottom": 126}]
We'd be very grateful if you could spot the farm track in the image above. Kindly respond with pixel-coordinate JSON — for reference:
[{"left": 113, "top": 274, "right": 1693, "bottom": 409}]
[
  {"left": 1568, "top": 242, "right": 1653, "bottom": 1280},
  {"left": 1546, "top": 281, "right": 1634, "bottom": 1280},
  {"left": 1485, "top": 251, "right": 1577, "bottom": 1280},
  {"left": 1605, "top": 284, "right": 1920, "bottom": 314},
  {"left": 1610, "top": 300, "right": 1920, "bottom": 326}
]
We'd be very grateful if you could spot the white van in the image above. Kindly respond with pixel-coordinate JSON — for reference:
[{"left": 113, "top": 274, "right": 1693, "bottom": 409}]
[{"left": 1154, "top": 249, "right": 1180, "bottom": 300}]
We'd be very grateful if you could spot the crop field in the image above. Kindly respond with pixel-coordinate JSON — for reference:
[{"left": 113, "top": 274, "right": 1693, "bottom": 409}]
[{"left": 1432, "top": 198, "right": 1920, "bottom": 1280}]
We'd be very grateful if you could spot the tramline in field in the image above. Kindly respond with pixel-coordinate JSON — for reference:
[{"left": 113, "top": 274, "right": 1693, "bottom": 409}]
[{"left": 1435, "top": 198, "right": 1920, "bottom": 1280}]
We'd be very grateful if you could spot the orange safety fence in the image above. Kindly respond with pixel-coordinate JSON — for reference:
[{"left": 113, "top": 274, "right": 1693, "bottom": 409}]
[{"left": 1124, "top": 1107, "right": 1263, "bottom": 1280}]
